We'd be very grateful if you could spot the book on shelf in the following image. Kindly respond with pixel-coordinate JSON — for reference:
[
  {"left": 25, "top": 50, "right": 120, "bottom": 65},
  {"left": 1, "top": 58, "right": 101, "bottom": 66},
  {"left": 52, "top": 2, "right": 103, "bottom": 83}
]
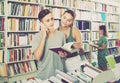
[
  {"left": 0, "top": 63, "right": 8, "bottom": 77},
  {"left": 49, "top": 42, "right": 79, "bottom": 58},
  {"left": 0, "top": 18, "right": 4, "bottom": 31}
]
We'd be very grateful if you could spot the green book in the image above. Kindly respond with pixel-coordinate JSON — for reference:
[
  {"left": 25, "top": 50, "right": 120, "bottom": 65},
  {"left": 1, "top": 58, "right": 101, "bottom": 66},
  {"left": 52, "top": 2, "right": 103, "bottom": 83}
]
[{"left": 106, "top": 55, "right": 116, "bottom": 69}]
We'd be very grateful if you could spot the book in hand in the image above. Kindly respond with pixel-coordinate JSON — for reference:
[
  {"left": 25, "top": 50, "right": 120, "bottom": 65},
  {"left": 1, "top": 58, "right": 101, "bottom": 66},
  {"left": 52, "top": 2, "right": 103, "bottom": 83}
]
[
  {"left": 89, "top": 43, "right": 99, "bottom": 48},
  {"left": 49, "top": 42, "right": 79, "bottom": 58}
]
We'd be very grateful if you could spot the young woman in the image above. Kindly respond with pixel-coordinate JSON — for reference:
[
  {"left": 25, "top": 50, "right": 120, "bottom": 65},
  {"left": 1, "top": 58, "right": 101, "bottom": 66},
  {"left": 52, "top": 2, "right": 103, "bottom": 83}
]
[
  {"left": 58, "top": 10, "right": 84, "bottom": 72},
  {"left": 97, "top": 25, "right": 108, "bottom": 71},
  {"left": 58, "top": 10, "right": 83, "bottom": 49},
  {"left": 32, "top": 9, "right": 66, "bottom": 80}
]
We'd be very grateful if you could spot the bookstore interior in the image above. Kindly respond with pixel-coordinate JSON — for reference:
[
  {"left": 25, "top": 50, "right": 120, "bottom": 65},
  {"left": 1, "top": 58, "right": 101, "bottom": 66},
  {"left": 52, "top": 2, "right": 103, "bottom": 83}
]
[{"left": 0, "top": 0, "right": 120, "bottom": 83}]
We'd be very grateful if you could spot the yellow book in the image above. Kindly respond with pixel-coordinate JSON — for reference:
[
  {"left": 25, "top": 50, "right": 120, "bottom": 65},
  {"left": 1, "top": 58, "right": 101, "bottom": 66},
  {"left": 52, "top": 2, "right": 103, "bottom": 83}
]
[
  {"left": 116, "top": 31, "right": 120, "bottom": 39},
  {"left": 106, "top": 55, "right": 116, "bottom": 69}
]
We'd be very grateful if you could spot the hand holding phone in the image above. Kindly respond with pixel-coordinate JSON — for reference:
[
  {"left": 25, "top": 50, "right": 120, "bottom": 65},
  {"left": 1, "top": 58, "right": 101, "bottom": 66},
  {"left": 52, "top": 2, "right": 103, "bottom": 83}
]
[{"left": 40, "top": 22, "right": 49, "bottom": 38}]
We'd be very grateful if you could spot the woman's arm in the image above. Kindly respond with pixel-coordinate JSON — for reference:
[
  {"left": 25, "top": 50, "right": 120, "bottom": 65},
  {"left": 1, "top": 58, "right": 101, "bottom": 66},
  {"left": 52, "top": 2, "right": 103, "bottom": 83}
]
[
  {"left": 98, "top": 43, "right": 107, "bottom": 50},
  {"left": 73, "top": 28, "right": 83, "bottom": 49}
]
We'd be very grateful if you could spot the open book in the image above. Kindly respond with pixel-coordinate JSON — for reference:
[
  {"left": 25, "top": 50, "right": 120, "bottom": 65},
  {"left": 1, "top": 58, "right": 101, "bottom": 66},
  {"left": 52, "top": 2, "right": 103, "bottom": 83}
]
[
  {"left": 49, "top": 42, "right": 79, "bottom": 58},
  {"left": 89, "top": 43, "right": 99, "bottom": 48}
]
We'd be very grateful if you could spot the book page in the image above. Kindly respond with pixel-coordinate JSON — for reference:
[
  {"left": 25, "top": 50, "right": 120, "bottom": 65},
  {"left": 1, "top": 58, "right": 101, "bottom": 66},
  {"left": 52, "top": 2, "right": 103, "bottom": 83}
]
[
  {"left": 62, "top": 42, "right": 75, "bottom": 51},
  {"left": 84, "top": 66, "right": 99, "bottom": 78}
]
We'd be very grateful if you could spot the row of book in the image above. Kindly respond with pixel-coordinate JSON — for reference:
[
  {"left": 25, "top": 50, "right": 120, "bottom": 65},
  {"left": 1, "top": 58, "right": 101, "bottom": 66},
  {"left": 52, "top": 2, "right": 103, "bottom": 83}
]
[
  {"left": 75, "top": 21, "right": 90, "bottom": 30},
  {"left": 75, "top": 10, "right": 91, "bottom": 21},
  {"left": 8, "top": 0, "right": 40, "bottom": 3},
  {"left": 91, "top": 32, "right": 99, "bottom": 41},
  {"left": 81, "top": 32, "right": 90, "bottom": 41},
  {"left": 108, "top": 40, "right": 117, "bottom": 48},
  {"left": 91, "top": 44, "right": 119, "bottom": 55},
  {"left": 75, "top": 0, "right": 91, "bottom": 10},
  {"left": 7, "top": 48, "right": 33, "bottom": 63},
  {"left": 13, "top": 0, "right": 75, "bottom": 7},
  {"left": 108, "top": 23, "right": 119, "bottom": 31},
  {"left": 12, "top": 64, "right": 102, "bottom": 83},
  {"left": 92, "top": 12, "right": 106, "bottom": 22},
  {"left": 75, "top": 9, "right": 118, "bottom": 22},
  {"left": 108, "top": 32, "right": 117, "bottom": 39},
  {"left": 7, "top": 33, "right": 33, "bottom": 47},
  {"left": 0, "top": 61, "right": 37, "bottom": 77},
  {"left": 0, "top": 1, "right": 4, "bottom": 15},
  {"left": 45, "top": 0, "right": 74, "bottom": 7},
  {"left": 92, "top": 2, "right": 119, "bottom": 14},
  {"left": 46, "top": 7, "right": 66, "bottom": 19},
  {"left": 75, "top": 10, "right": 107, "bottom": 22},
  {"left": 107, "top": 14, "right": 119, "bottom": 23},
  {"left": 92, "top": 2, "right": 107, "bottom": 12},
  {"left": 7, "top": 0, "right": 119, "bottom": 15},
  {"left": 75, "top": 0, "right": 119, "bottom": 14},
  {"left": 107, "top": 5, "right": 119, "bottom": 14},
  {"left": 0, "top": 18, "right": 4, "bottom": 31},
  {"left": 108, "top": 48, "right": 118, "bottom": 55},
  {"left": 8, "top": 3, "right": 43, "bottom": 17},
  {"left": 7, "top": 60, "right": 37, "bottom": 76},
  {"left": 8, "top": 18, "right": 40, "bottom": 31}
]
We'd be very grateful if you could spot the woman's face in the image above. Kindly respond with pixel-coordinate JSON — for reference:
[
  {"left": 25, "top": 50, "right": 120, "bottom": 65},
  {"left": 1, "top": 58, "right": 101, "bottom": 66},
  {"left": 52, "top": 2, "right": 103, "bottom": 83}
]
[
  {"left": 41, "top": 13, "right": 54, "bottom": 29},
  {"left": 99, "top": 29, "right": 104, "bottom": 36},
  {"left": 61, "top": 12, "right": 74, "bottom": 27}
]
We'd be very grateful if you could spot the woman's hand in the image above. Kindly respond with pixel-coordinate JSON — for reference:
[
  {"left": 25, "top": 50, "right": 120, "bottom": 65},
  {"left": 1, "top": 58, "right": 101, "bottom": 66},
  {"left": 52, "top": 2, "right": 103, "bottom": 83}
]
[
  {"left": 72, "top": 42, "right": 82, "bottom": 49},
  {"left": 58, "top": 51, "right": 67, "bottom": 58},
  {"left": 40, "top": 22, "right": 49, "bottom": 38}
]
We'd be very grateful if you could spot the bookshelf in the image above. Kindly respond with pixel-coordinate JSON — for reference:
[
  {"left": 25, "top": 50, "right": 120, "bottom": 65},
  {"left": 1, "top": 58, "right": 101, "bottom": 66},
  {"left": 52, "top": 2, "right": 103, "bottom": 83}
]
[
  {"left": 0, "top": 0, "right": 120, "bottom": 82},
  {"left": 1, "top": 0, "right": 44, "bottom": 82},
  {"left": 88, "top": 0, "right": 120, "bottom": 65},
  {"left": 6, "top": 0, "right": 44, "bottom": 82},
  {"left": 0, "top": 0, "right": 7, "bottom": 83}
]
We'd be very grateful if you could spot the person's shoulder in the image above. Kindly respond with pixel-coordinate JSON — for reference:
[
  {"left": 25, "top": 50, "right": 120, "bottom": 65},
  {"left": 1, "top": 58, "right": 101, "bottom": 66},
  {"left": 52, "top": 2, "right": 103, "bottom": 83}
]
[
  {"left": 72, "top": 27, "right": 79, "bottom": 31},
  {"left": 102, "top": 36, "right": 108, "bottom": 41},
  {"left": 72, "top": 27, "right": 81, "bottom": 34}
]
